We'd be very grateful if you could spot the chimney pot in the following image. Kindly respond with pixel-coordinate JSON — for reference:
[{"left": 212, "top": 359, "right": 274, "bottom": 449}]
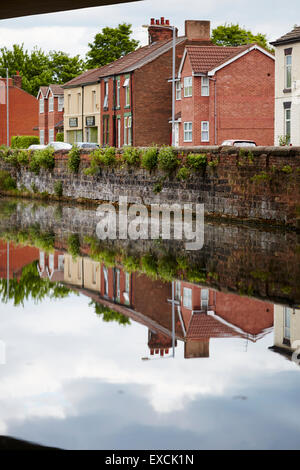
[
  {"left": 156, "top": 19, "right": 159, "bottom": 25},
  {"left": 150, "top": 18, "right": 155, "bottom": 25},
  {"left": 166, "top": 19, "right": 170, "bottom": 25},
  {"left": 161, "top": 17, "right": 165, "bottom": 25}
]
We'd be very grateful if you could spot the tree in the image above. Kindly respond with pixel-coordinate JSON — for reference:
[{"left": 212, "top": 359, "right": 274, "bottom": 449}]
[
  {"left": 211, "top": 23, "right": 274, "bottom": 53},
  {"left": 0, "top": 44, "right": 85, "bottom": 96},
  {"left": 86, "top": 23, "right": 139, "bottom": 69}
]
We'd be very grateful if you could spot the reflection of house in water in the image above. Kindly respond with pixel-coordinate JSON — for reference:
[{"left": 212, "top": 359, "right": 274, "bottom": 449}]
[
  {"left": 38, "top": 251, "right": 65, "bottom": 282},
  {"left": 269, "top": 305, "right": 300, "bottom": 361},
  {"left": 0, "top": 241, "right": 39, "bottom": 280},
  {"left": 35, "top": 249, "right": 274, "bottom": 360},
  {"left": 174, "top": 281, "right": 274, "bottom": 358}
]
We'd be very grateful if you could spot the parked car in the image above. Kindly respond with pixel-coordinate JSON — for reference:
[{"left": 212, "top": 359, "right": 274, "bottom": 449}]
[
  {"left": 221, "top": 139, "right": 257, "bottom": 147},
  {"left": 75, "top": 142, "right": 100, "bottom": 149},
  {"left": 47, "top": 142, "right": 72, "bottom": 151},
  {"left": 28, "top": 144, "right": 47, "bottom": 150}
]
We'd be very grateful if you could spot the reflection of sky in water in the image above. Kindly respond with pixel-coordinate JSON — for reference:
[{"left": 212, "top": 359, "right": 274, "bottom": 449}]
[{"left": 0, "top": 293, "right": 299, "bottom": 450}]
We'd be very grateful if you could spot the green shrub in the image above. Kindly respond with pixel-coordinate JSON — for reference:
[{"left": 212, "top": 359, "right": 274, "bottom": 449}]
[
  {"left": 4, "top": 150, "right": 19, "bottom": 167},
  {"left": 157, "top": 254, "right": 177, "bottom": 282},
  {"left": 29, "top": 147, "right": 55, "bottom": 174},
  {"left": 186, "top": 153, "right": 207, "bottom": 171},
  {"left": 54, "top": 181, "right": 63, "bottom": 197},
  {"left": 251, "top": 172, "right": 270, "bottom": 183},
  {"left": 153, "top": 182, "right": 162, "bottom": 194},
  {"left": 11, "top": 135, "right": 40, "bottom": 149},
  {"left": 85, "top": 147, "right": 116, "bottom": 175},
  {"left": 56, "top": 132, "right": 64, "bottom": 142},
  {"left": 0, "top": 170, "right": 17, "bottom": 190},
  {"left": 68, "top": 234, "right": 81, "bottom": 260},
  {"left": 31, "top": 182, "right": 38, "bottom": 193},
  {"left": 176, "top": 166, "right": 190, "bottom": 181},
  {"left": 68, "top": 146, "right": 81, "bottom": 173},
  {"left": 141, "top": 253, "right": 158, "bottom": 279},
  {"left": 281, "top": 165, "right": 293, "bottom": 174},
  {"left": 122, "top": 147, "right": 141, "bottom": 166},
  {"left": 122, "top": 255, "right": 140, "bottom": 273},
  {"left": 0, "top": 146, "right": 10, "bottom": 159},
  {"left": 141, "top": 147, "right": 158, "bottom": 171},
  {"left": 208, "top": 159, "right": 219, "bottom": 168},
  {"left": 17, "top": 150, "right": 30, "bottom": 166},
  {"left": 158, "top": 146, "right": 179, "bottom": 174}
]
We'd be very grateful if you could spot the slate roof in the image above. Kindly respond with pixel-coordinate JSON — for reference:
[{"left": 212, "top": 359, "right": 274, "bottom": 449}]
[
  {"left": 270, "top": 26, "right": 300, "bottom": 46},
  {"left": 63, "top": 37, "right": 186, "bottom": 88},
  {"left": 184, "top": 44, "right": 252, "bottom": 74}
]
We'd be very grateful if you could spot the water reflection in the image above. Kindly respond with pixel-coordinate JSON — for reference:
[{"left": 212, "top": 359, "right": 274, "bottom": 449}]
[{"left": 0, "top": 199, "right": 300, "bottom": 449}]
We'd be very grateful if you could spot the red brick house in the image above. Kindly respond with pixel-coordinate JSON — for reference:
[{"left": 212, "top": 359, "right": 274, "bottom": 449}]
[
  {"left": 0, "top": 241, "right": 39, "bottom": 280},
  {"left": 173, "top": 281, "right": 274, "bottom": 358},
  {"left": 0, "top": 74, "right": 39, "bottom": 146},
  {"left": 63, "top": 18, "right": 215, "bottom": 147},
  {"left": 37, "top": 84, "right": 64, "bottom": 144},
  {"left": 175, "top": 44, "right": 275, "bottom": 146}
]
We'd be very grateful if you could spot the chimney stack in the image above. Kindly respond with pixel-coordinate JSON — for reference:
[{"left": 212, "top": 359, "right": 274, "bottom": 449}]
[
  {"left": 12, "top": 71, "right": 22, "bottom": 89},
  {"left": 147, "top": 17, "right": 178, "bottom": 44},
  {"left": 185, "top": 20, "right": 211, "bottom": 41}
]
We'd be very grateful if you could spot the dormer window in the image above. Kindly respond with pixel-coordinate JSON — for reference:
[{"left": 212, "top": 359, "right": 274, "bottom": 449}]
[
  {"left": 184, "top": 76, "right": 192, "bottom": 97},
  {"left": 201, "top": 77, "right": 209, "bottom": 96},
  {"left": 58, "top": 96, "right": 64, "bottom": 112},
  {"left": 123, "top": 77, "right": 130, "bottom": 107},
  {"left": 103, "top": 81, "right": 109, "bottom": 109}
]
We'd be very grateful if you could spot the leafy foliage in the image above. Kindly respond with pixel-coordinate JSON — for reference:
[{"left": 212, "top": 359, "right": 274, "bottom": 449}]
[
  {"left": 86, "top": 23, "right": 139, "bottom": 69},
  {"left": 211, "top": 23, "right": 274, "bottom": 52},
  {"left": 0, "top": 261, "right": 70, "bottom": 306},
  {"left": 67, "top": 146, "right": 81, "bottom": 173},
  {"left": 91, "top": 301, "right": 131, "bottom": 325},
  {"left": 84, "top": 147, "right": 116, "bottom": 175},
  {"left": 176, "top": 166, "right": 190, "bottom": 181},
  {"left": 122, "top": 146, "right": 141, "bottom": 166},
  {"left": 0, "top": 170, "right": 17, "bottom": 190},
  {"left": 11, "top": 135, "right": 39, "bottom": 149},
  {"left": 186, "top": 153, "right": 207, "bottom": 171},
  {"left": 141, "top": 147, "right": 158, "bottom": 172},
  {"left": 56, "top": 132, "right": 64, "bottom": 142},
  {"left": 29, "top": 147, "right": 55, "bottom": 174},
  {"left": 157, "top": 146, "right": 179, "bottom": 174},
  {"left": 0, "top": 44, "right": 85, "bottom": 96},
  {"left": 53, "top": 180, "right": 63, "bottom": 197}
]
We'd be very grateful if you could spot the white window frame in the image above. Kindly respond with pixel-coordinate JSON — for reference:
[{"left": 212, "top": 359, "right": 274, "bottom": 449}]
[
  {"left": 284, "top": 307, "right": 292, "bottom": 340},
  {"left": 184, "top": 76, "right": 192, "bottom": 97},
  {"left": 39, "top": 98, "right": 44, "bottom": 114},
  {"left": 201, "top": 121, "right": 209, "bottom": 142},
  {"left": 183, "top": 287, "right": 192, "bottom": 309},
  {"left": 49, "top": 128, "right": 54, "bottom": 143},
  {"left": 183, "top": 122, "right": 192, "bottom": 142},
  {"left": 124, "top": 116, "right": 128, "bottom": 146},
  {"left": 285, "top": 54, "right": 292, "bottom": 89},
  {"left": 103, "top": 81, "right": 108, "bottom": 109},
  {"left": 285, "top": 107, "right": 291, "bottom": 143},
  {"left": 123, "top": 77, "right": 130, "bottom": 107},
  {"left": 127, "top": 115, "right": 132, "bottom": 145},
  {"left": 116, "top": 78, "right": 120, "bottom": 108},
  {"left": 201, "top": 76, "right": 209, "bottom": 96},
  {"left": 39, "top": 129, "right": 44, "bottom": 145},
  {"left": 49, "top": 96, "right": 54, "bottom": 112},
  {"left": 58, "top": 96, "right": 64, "bottom": 112},
  {"left": 176, "top": 81, "right": 181, "bottom": 100},
  {"left": 201, "top": 289, "right": 209, "bottom": 310}
]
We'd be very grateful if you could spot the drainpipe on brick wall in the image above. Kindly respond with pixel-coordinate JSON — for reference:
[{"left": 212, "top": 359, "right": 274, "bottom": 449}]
[
  {"left": 82, "top": 85, "right": 84, "bottom": 142},
  {"left": 130, "top": 72, "right": 133, "bottom": 146},
  {"left": 209, "top": 77, "right": 217, "bottom": 145}
]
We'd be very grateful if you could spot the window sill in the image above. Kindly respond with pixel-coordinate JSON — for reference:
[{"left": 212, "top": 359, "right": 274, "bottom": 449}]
[
  {"left": 124, "top": 105, "right": 131, "bottom": 109},
  {"left": 283, "top": 88, "right": 292, "bottom": 93}
]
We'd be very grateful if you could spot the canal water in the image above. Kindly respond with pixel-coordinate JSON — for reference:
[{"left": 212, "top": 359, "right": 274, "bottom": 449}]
[{"left": 0, "top": 198, "right": 299, "bottom": 450}]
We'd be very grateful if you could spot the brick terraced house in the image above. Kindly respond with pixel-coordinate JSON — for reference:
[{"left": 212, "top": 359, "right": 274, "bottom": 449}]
[
  {"left": 0, "top": 73, "right": 39, "bottom": 146},
  {"left": 63, "top": 18, "right": 215, "bottom": 147},
  {"left": 37, "top": 84, "right": 64, "bottom": 145},
  {"left": 174, "top": 43, "right": 275, "bottom": 146}
]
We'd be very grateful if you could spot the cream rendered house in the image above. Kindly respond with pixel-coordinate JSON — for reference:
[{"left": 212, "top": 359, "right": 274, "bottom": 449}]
[
  {"left": 63, "top": 70, "right": 101, "bottom": 144},
  {"left": 64, "top": 254, "right": 101, "bottom": 292},
  {"left": 270, "top": 305, "right": 300, "bottom": 360},
  {"left": 271, "top": 26, "right": 300, "bottom": 146}
]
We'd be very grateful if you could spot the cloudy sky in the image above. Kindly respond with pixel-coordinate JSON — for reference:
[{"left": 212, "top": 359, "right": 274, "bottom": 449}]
[
  {"left": 1, "top": 292, "right": 300, "bottom": 449},
  {"left": 0, "top": 0, "right": 299, "bottom": 59}
]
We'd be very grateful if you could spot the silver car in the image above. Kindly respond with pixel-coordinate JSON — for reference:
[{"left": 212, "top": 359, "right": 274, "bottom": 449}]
[
  {"left": 221, "top": 139, "right": 257, "bottom": 147},
  {"left": 47, "top": 142, "right": 72, "bottom": 151}
]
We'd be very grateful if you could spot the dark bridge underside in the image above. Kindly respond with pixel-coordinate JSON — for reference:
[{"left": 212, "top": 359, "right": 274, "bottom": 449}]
[{"left": 0, "top": 0, "right": 141, "bottom": 20}]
